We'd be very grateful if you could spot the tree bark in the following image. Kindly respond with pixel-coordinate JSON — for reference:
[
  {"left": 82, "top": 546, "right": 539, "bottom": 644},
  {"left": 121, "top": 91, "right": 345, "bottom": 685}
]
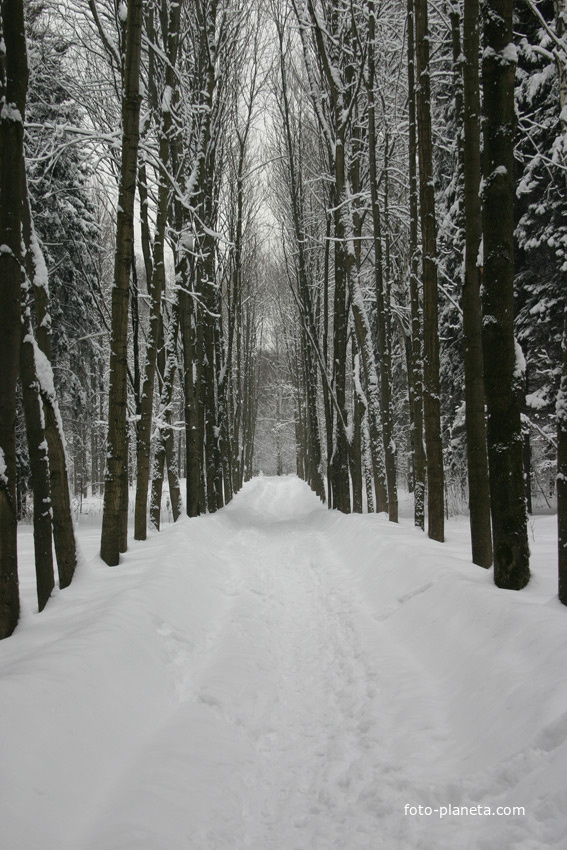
[
  {"left": 0, "top": 0, "right": 27, "bottom": 637},
  {"left": 350, "top": 348, "right": 364, "bottom": 514},
  {"left": 414, "top": 0, "right": 444, "bottom": 541},
  {"left": 276, "top": 27, "right": 326, "bottom": 502},
  {"left": 462, "top": 0, "right": 493, "bottom": 568},
  {"left": 101, "top": 0, "right": 144, "bottom": 565},
  {"left": 331, "top": 147, "right": 352, "bottom": 515},
  {"left": 481, "top": 0, "right": 530, "bottom": 588},
  {"left": 23, "top": 199, "right": 78, "bottom": 590},
  {"left": 20, "top": 294, "right": 54, "bottom": 612},
  {"left": 555, "top": 0, "right": 567, "bottom": 604},
  {"left": 407, "top": 0, "right": 426, "bottom": 530},
  {"left": 297, "top": 0, "right": 352, "bottom": 512},
  {"left": 180, "top": 274, "right": 202, "bottom": 518},
  {"left": 367, "top": 0, "right": 398, "bottom": 522},
  {"left": 150, "top": 303, "right": 182, "bottom": 530},
  {"left": 134, "top": 0, "right": 181, "bottom": 539}
]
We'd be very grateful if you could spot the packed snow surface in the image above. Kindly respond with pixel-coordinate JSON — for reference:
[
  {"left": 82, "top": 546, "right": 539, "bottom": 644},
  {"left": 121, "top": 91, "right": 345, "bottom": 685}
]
[{"left": 2, "top": 476, "right": 566, "bottom": 849}]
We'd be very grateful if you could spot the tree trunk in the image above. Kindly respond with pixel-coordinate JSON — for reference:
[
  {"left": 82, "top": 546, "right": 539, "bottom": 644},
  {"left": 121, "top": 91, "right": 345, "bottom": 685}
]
[
  {"left": 130, "top": 249, "right": 141, "bottom": 426},
  {"left": 348, "top": 276, "right": 388, "bottom": 513},
  {"left": 20, "top": 295, "right": 54, "bottom": 612},
  {"left": 322, "top": 214, "right": 334, "bottom": 507},
  {"left": 201, "top": 237, "right": 221, "bottom": 513},
  {"left": 331, "top": 140, "right": 352, "bottom": 515},
  {"left": 150, "top": 299, "right": 182, "bottom": 530},
  {"left": 180, "top": 263, "right": 203, "bottom": 518},
  {"left": 407, "top": 0, "right": 426, "bottom": 530},
  {"left": 462, "top": 0, "right": 493, "bottom": 567},
  {"left": 481, "top": 0, "right": 530, "bottom": 589},
  {"left": 362, "top": 412, "right": 375, "bottom": 513},
  {"left": 0, "top": 0, "right": 28, "bottom": 638},
  {"left": 350, "top": 348, "right": 364, "bottom": 514},
  {"left": 276, "top": 30, "right": 325, "bottom": 502},
  {"left": 101, "top": 0, "right": 144, "bottom": 565},
  {"left": 414, "top": 0, "right": 444, "bottom": 541},
  {"left": 554, "top": 0, "right": 567, "bottom": 604},
  {"left": 367, "top": 1, "right": 398, "bottom": 522},
  {"left": 134, "top": 1, "right": 181, "bottom": 540},
  {"left": 23, "top": 200, "right": 78, "bottom": 589}
]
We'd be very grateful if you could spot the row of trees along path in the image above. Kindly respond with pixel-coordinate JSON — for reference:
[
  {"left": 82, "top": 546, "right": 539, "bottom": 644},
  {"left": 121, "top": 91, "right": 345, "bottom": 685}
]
[{"left": 2, "top": 0, "right": 567, "bottom": 640}]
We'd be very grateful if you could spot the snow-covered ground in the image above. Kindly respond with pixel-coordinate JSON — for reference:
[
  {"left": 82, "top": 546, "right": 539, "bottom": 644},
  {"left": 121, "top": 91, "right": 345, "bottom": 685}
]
[{"left": 2, "top": 476, "right": 566, "bottom": 850}]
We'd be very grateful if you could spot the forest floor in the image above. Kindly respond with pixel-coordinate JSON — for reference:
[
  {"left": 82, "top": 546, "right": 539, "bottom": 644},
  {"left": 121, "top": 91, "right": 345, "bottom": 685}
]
[{"left": 2, "top": 476, "right": 566, "bottom": 850}]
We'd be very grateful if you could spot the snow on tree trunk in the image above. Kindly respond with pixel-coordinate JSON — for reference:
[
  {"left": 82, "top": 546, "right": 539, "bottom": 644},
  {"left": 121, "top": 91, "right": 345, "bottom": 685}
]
[
  {"left": 407, "top": 0, "right": 426, "bottom": 531},
  {"left": 481, "top": 0, "right": 530, "bottom": 589},
  {"left": 414, "top": 0, "right": 445, "bottom": 543},
  {"left": 100, "top": 0, "right": 144, "bottom": 566},
  {"left": 0, "top": 0, "right": 27, "bottom": 638},
  {"left": 23, "top": 198, "right": 77, "bottom": 590},
  {"left": 367, "top": 0, "right": 398, "bottom": 523},
  {"left": 461, "top": 0, "right": 493, "bottom": 568},
  {"left": 276, "top": 25, "right": 325, "bottom": 504},
  {"left": 553, "top": 0, "right": 567, "bottom": 604},
  {"left": 134, "top": 0, "right": 181, "bottom": 541},
  {"left": 150, "top": 301, "right": 182, "bottom": 531},
  {"left": 20, "top": 292, "right": 54, "bottom": 612}
]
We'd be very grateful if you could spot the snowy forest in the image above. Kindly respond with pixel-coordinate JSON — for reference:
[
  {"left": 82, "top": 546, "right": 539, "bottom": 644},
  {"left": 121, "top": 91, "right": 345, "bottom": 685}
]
[
  {"left": 2, "top": 0, "right": 567, "bottom": 634},
  {"left": 2, "top": 1, "right": 567, "bottom": 847}
]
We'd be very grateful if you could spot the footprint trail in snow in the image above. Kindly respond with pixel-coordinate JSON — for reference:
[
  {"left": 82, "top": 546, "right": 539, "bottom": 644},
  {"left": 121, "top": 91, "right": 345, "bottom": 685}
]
[{"left": 4, "top": 476, "right": 565, "bottom": 850}]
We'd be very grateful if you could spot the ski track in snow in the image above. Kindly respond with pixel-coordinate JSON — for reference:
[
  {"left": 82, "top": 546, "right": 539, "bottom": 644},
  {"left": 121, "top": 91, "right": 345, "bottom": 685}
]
[{"left": 2, "top": 476, "right": 567, "bottom": 850}]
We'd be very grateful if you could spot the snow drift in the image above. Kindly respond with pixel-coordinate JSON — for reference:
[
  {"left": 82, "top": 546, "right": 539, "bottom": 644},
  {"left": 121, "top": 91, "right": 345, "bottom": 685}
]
[{"left": 1, "top": 476, "right": 565, "bottom": 849}]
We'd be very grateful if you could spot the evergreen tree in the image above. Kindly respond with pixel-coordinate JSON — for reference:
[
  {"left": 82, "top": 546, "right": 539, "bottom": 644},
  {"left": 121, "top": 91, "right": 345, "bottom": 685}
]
[
  {"left": 25, "top": 4, "right": 104, "bottom": 500},
  {"left": 515, "top": 1, "right": 565, "bottom": 506}
]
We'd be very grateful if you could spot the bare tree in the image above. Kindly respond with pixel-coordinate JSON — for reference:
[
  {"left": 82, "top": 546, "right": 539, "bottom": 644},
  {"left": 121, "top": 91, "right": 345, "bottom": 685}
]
[{"left": 134, "top": 0, "right": 181, "bottom": 540}]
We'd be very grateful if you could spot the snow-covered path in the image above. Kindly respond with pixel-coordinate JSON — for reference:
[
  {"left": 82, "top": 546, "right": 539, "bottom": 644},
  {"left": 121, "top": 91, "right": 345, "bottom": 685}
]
[
  {"left": 2, "top": 477, "right": 567, "bottom": 849},
  {"left": 89, "top": 481, "right": 437, "bottom": 850},
  {"left": 86, "top": 480, "right": 415, "bottom": 849}
]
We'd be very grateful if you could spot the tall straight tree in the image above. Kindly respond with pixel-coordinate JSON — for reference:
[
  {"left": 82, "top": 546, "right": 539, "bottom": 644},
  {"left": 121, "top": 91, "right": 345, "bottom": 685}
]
[
  {"left": 481, "top": 0, "right": 530, "bottom": 588},
  {"left": 134, "top": 0, "right": 181, "bottom": 540},
  {"left": 275, "top": 16, "right": 325, "bottom": 503},
  {"left": 553, "top": 0, "right": 567, "bottom": 604},
  {"left": 0, "top": 0, "right": 27, "bottom": 638},
  {"left": 23, "top": 201, "right": 78, "bottom": 591},
  {"left": 406, "top": 0, "right": 426, "bottom": 530},
  {"left": 367, "top": 0, "right": 398, "bottom": 523},
  {"left": 293, "top": 0, "right": 353, "bottom": 513},
  {"left": 101, "top": 0, "right": 144, "bottom": 566},
  {"left": 462, "top": 0, "right": 493, "bottom": 568},
  {"left": 20, "top": 285, "right": 54, "bottom": 612},
  {"left": 414, "top": 0, "right": 444, "bottom": 541}
]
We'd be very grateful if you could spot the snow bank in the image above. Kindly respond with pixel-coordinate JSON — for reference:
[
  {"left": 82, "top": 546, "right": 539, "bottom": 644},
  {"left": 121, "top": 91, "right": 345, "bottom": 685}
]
[
  {"left": 1, "top": 517, "right": 236, "bottom": 850},
  {"left": 1, "top": 477, "right": 566, "bottom": 850},
  {"left": 309, "top": 506, "right": 567, "bottom": 848}
]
